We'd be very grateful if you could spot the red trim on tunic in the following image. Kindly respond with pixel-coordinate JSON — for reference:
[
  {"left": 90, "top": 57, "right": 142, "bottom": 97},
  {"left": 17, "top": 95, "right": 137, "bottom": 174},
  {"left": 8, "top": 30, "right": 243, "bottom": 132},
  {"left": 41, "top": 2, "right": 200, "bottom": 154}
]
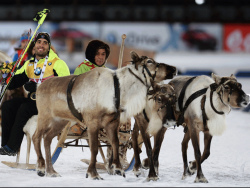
[
  {"left": 30, "top": 75, "right": 54, "bottom": 83},
  {"left": 77, "top": 61, "right": 96, "bottom": 70}
]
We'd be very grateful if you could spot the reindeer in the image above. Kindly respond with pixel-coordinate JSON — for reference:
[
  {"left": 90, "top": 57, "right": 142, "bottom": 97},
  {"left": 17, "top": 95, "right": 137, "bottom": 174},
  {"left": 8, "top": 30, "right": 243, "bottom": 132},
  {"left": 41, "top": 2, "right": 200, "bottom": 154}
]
[
  {"left": 131, "top": 79, "right": 176, "bottom": 181},
  {"left": 140, "top": 73, "right": 249, "bottom": 183},
  {"left": 32, "top": 51, "right": 177, "bottom": 179}
]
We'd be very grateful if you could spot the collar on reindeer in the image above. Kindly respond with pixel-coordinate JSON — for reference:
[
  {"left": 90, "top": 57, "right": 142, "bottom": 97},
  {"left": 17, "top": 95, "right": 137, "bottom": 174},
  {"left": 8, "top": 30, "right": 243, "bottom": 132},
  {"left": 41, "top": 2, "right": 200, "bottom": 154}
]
[{"left": 209, "top": 83, "right": 225, "bottom": 115}]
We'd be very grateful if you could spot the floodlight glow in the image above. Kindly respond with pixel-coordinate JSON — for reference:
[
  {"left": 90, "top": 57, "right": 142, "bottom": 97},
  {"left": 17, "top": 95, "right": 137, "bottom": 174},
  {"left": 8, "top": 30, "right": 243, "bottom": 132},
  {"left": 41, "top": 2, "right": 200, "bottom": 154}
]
[{"left": 195, "top": 0, "right": 205, "bottom": 5}]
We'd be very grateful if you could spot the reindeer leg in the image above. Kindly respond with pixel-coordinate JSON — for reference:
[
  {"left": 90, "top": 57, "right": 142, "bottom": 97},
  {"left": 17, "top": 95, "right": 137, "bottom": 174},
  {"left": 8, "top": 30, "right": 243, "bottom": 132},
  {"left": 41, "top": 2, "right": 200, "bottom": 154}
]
[
  {"left": 32, "top": 116, "right": 49, "bottom": 177},
  {"left": 151, "top": 127, "right": 167, "bottom": 176},
  {"left": 86, "top": 124, "right": 103, "bottom": 180},
  {"left": 139, "top": 124, "right": 158, "bottom": 181},
  {"left": 132, "top": 120, "right": 142, "bottom": 177},
  {"left": 106, "top": 147, "right": 114, "bottom": 175},
  {"left": 188, "top": 131, "right": 213, "bottom": 175},
  {"left": 44, "top": 132, "right": 61, "bottom": 177},
  {"left": 44, "top": 120, "right": 70, "bottom": 177},
  {"left": 105, "top": 119, "right": 125, "bottom": 177},
  {"left": 181, "top": 129, "right": 192, "bottom": 180},
  {"left": 142, "top": 127, "right": 167, "bottom": 174},
  {"left": 189, "top": 124, "right": 208, "bottom": 183}
]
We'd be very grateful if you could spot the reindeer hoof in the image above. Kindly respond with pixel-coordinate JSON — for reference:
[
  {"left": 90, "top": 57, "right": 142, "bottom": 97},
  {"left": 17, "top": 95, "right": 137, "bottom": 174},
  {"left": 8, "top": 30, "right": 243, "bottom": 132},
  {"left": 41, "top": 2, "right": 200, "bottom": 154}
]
[
  {"left": 86, "top": 172, "right": 103, "bottom": 180},
  {"left": 133, "top": 167, "right": 141, "bottom": 177},
  {"left": 188, "top": 162, "right": 196, "bottom": 175},
  {"left": 134, "top": 171, "right": 141, "bottom": 178},
  {"left": 194, "top": 176, "right": 208, "bottom": 183},
  {"left": 146, "top": 176, "right": 159, "bottom": 181},
  {"left": 181, "top": 174, "right": 187, "bottom": 180},
  {"left": 105, "top": 164, "right": 115, "bottom": 175},
  {"left": 115, "top": 170, "right": 125, "bottom": 178},
  {"left": 37, "top": 170, "right": 45, "bottom": 177},
  {"left": 93, "top": 177, "right": 103, "bottom": 180}
]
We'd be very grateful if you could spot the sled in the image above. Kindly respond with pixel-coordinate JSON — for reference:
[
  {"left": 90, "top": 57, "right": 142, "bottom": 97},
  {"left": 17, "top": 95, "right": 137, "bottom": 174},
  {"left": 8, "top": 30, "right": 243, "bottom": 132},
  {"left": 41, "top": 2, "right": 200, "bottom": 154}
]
[{"left": 1, "top": 122, "right": 143, "bottom": 173}]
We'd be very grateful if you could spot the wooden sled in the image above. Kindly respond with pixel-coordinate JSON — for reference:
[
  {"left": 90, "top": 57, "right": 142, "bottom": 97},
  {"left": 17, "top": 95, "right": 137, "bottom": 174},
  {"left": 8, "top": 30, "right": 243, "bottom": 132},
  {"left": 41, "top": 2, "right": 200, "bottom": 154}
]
[{"left": 1, "top": 122, "right": 143, "bottom": 172}]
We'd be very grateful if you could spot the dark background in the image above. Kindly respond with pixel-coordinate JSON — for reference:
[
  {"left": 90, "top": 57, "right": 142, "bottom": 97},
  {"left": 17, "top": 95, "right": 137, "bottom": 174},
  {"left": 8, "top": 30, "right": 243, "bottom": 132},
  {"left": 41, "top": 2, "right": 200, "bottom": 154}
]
[{"left": 1, "top": 0, "right": 250, "bottom": 23}]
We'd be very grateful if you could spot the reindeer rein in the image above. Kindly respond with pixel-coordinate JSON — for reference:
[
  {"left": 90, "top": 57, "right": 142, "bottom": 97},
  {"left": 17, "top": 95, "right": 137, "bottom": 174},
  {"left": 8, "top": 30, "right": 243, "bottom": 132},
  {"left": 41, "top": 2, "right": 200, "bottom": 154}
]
[{"left": 128, "top": 68, "right": 147, "bottom": 86}]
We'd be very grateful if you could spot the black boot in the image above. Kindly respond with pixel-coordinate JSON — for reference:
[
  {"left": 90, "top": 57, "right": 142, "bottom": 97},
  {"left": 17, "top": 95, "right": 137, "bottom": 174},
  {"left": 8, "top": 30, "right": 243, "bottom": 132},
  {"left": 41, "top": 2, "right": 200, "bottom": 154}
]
[
  {"left": 0, "top": 146, "right": 17, "bottom": 156},
  {"left": 0, "top": 147, "right": 8, "bottom": 155}
]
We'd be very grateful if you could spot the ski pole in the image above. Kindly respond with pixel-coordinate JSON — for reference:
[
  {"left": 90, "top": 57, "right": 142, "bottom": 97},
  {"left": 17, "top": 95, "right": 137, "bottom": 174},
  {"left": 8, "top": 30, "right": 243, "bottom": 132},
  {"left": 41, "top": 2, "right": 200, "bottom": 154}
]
[{"left": 0, "top": 9, "right": 50, "bottom": 104}]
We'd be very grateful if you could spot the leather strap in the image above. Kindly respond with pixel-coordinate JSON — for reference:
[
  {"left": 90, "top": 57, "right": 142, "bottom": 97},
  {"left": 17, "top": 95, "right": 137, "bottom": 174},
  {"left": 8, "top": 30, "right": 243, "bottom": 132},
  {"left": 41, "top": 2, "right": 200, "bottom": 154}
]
[
  {"left": 113, "top": 72, "right": 120, "bottom": 120},
  {"left": 178, "top": 77, "right": 196, "bottom": 111},
  {"left": 177, "top": 87, "right": 207, "bottom": 132},
  {"left": 210, "top": 89, "right": 224, "bottom": 115},
  {"left": 201, "top": 95, "right": 209, "bottom": 131},
  {"left": 67, "top": 76, "right": 84, "bottom": 122},
  {"left": 128, "top": 68, "right": 146, "bottom": 86},
  {"left": 182, "top": 88, "right": 208, "bottom": 114},
  {"left": 143, "top": 109, "right": 149, "bottom": 123}
]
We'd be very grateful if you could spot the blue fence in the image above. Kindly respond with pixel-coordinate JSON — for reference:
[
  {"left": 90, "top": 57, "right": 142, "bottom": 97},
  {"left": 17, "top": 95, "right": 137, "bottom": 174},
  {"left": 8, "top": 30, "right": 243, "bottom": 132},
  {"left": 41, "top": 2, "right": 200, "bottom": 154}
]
[
  {"left": 180, "top": 70, "right": 250, "bottom": 78},
  {"left": 181, "top": 70, "right": 214, "bottom": 76},
  {"left": 235, "top": 71, "right": 250, "bottom": 78}
]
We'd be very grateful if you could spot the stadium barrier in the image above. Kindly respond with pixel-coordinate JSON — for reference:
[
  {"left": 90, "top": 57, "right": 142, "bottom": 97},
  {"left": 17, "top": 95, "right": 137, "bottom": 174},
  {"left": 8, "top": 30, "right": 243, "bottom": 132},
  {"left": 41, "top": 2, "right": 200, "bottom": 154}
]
[{"left": 235, "top": 71, "right": 250, "bottom": 78}]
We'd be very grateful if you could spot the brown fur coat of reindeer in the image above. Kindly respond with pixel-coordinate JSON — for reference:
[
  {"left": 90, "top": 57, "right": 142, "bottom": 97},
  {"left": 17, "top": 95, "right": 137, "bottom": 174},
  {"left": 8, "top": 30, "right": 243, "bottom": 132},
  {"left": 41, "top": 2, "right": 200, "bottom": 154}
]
[
  {"left": 32, "top": 51, "right": 176, "bottom": 179},
  {"left": 143, "top": 73, "right": 249, "bottom": 183}
]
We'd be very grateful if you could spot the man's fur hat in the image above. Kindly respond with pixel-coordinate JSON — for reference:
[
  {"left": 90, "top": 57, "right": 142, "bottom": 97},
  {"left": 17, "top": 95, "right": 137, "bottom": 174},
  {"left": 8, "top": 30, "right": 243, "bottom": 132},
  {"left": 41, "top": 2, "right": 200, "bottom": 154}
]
[{"left": 85, "top": 40, "right": 110, "bottom": 66}]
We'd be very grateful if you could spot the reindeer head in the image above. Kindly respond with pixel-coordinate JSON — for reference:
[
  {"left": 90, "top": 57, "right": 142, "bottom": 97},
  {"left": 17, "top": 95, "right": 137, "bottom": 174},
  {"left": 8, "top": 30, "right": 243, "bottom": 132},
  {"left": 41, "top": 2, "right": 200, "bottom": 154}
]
[
  {"left": 130, "top": 51, "right": 177, "bottom": 83},
  {"left": 148, "top": 79, "right": 177, "bottom": 128},
  {"left": 212, "top": 73, "right": 250, "bottom": 108}
]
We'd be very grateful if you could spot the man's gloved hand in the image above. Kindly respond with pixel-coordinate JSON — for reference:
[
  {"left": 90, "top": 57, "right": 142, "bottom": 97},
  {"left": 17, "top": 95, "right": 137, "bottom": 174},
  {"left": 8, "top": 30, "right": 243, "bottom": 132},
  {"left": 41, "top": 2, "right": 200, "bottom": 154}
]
[
  {"left": 24, "top": 81, "right": 37, "bottom": 93},
  {"left": 33, "top": 9, "right": 50, "bottom": 22}
]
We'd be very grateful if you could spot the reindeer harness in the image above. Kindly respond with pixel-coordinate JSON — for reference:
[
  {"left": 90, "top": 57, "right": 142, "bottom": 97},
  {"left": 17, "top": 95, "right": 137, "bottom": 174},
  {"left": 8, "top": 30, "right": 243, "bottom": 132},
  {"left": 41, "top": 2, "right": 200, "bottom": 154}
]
[{"left": 128, "top": 57, "right": 159, "bottom": 88}]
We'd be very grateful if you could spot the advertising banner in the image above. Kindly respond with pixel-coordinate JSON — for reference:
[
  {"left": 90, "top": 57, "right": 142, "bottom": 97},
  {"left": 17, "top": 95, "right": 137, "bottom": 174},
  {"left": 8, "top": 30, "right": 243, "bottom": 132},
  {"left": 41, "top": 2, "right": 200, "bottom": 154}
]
[
  {"left": 100, "top": 22, "right": 171, "bottom": 52},
  {"left": 101, "top": 22, "right": 222, "bottom": 52},
  {"left": 0, "top": 21, "right": 223, "bottom": 55},
  {"left": 223, "top": 24, "right": 250, "bottom": 52},
  {"left": 179, "top": 23, "right": 222, "bottom": 51}
]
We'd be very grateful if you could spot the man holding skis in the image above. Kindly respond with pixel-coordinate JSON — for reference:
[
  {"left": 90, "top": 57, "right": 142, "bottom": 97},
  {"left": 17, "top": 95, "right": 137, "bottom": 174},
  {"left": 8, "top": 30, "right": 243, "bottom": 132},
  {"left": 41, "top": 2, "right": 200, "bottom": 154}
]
[{"left": 0, "top": 32, "right": 70, "bottom": 156}]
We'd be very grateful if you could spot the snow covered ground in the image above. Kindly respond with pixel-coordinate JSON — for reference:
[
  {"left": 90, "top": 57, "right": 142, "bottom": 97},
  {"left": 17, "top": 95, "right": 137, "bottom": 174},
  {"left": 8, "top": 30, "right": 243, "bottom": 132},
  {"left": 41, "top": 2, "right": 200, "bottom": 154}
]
[{"left": 0, "top": 53, "right": 250, "bottom": 187}]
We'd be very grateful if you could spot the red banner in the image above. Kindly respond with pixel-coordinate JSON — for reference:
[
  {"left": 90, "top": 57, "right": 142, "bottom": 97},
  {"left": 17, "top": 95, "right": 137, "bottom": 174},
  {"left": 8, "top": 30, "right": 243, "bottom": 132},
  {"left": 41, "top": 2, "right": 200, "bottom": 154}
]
[{"left": 224, "top": 24, "right": 250, "bottom": 52}]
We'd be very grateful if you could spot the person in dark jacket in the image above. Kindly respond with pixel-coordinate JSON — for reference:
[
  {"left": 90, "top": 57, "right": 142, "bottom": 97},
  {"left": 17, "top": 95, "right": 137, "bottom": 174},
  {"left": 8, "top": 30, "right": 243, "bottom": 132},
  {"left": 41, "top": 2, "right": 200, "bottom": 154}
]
[
  {"left": 0, "top": 32, "right": 70, "bottom": 156},
  {"left": 74, "top": 39, "right": 110, "bottom": 75}
]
